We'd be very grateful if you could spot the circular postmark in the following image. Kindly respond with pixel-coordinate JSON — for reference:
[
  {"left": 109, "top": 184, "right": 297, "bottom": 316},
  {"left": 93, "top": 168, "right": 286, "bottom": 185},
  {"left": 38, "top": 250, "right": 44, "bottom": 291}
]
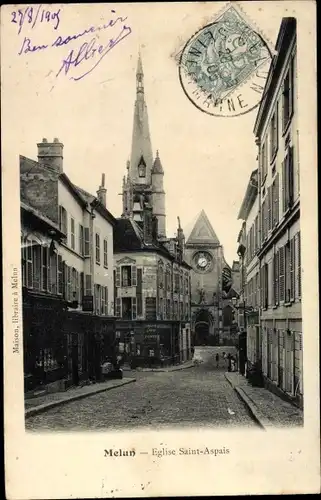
[{"left": 179, "top": 5, "right": 273, "bottom": 117}]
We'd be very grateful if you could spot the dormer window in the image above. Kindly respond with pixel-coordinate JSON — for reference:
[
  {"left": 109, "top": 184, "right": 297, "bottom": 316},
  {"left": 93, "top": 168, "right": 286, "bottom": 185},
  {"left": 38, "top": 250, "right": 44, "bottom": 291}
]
[{"left": 138, "top": 157, "right": 146, "bottom": 178}]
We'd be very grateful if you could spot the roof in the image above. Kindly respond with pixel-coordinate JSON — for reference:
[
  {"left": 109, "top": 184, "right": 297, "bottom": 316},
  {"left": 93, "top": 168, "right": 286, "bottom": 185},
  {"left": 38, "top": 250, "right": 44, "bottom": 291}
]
[
  {"left": 114, "top": 217, "right": 192, "bottom": 269},
  {"left": 73, "top": 184, "right": 117, "bottom": 226},
  {"left": 254, "top": 17, "right": 297, "bottom": 137},
  {"left": 59, "top": 174, "right": 87, "bottom": 208},
  {"left": 185, "top": 209, "right": 220, "bottom": 246},
  {"left": 151, "top": 151, "right": 164, "bottom": 174},
  {"left": 21, "top": 201, "right": 65, "bottom": 238}
]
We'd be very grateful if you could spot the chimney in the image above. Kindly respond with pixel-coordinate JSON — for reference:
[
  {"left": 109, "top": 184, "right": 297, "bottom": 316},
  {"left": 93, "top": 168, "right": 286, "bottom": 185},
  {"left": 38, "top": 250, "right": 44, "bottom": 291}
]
[
  {"left": 97, "top": 173, "right": 107, "bottom": 207},
  {"left": 143, "top": 203, "right": 153, "bottom": 244},
  {"left": 177, "top": 216, "right": 185, "bottom": 260},
  {"left": 37, "top": 137, "right": 63, "bottom": 173}
]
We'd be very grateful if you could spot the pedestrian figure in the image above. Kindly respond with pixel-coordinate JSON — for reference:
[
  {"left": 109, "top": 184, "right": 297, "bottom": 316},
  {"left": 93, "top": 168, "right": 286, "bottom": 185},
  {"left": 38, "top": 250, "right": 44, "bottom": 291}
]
[
  {"left": 215, "top": 353, "right": 219, "bottom": 367},
  {"left": 227, "top": 353, "right": 232, "bottom": 372},
  {"left": 223, "top": 351, "right": 227, "bottom": 366}
]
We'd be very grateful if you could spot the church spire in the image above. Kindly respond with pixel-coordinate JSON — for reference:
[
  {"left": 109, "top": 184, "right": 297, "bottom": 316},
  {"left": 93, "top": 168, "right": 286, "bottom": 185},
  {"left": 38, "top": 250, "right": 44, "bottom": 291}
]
[{"left": 128, "top": 51, "right": 153, "bottom": 185}]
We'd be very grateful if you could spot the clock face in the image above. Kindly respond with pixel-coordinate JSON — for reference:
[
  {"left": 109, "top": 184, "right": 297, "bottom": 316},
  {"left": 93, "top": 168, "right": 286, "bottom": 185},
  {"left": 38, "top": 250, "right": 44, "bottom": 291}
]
[{"left": 194, "top": 252, "right": 213, "bottom": 273}]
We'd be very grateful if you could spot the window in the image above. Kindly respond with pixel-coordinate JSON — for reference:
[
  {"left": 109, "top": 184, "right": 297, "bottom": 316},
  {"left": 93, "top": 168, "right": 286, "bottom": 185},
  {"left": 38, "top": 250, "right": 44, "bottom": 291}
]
[
  {"left": 84, "top": 227, "right": 90, "bottom": 256},
  {"left": 79, "top": 224, "right": 84, "bottom": 255},
  {"left": 85, "top": 274, "right": 92, "bottom": 296},
  {"left": 59, "top": 206, "right": 68, "bottom": 240},
  {"left": 103, "top": 239, "right": 108, "bottom": 268},
  {"left": 121, "top": 266, "right": 131, "bottom": 287},
  {"left": 273, "top": 250, "right": 279, "bottom": 306},
  {"left": 70, "top": 217, "right": 75, "bottom": 250},
  {"left": 284, "top": 242, "right": 291, "bottom": 303},
  {"left": 138, "top": 161, "right": 146, "bottom": 178},
  {"left": 290, "top": 238, "right": 295, "bottom": 301},
  {"left": 50, "top": 253, "right": 57, "bottom": 294},
  {"left": 282, "top": 59, "right": 294, "bottom": 132},
  {"left": 95, "top": 284, "right": 101, "bottom": 314},
  {"left": 270, "top": 104, "right": 279, "bottom": 160},
  {"left": 268, "top": 186, "right": 272, "bottom": 232},
  {"left": 95, "top": 233, "right": 100, "bottom": 264},
  {"left": 282, "top": 147, "right": 294, "bottom": 213}
]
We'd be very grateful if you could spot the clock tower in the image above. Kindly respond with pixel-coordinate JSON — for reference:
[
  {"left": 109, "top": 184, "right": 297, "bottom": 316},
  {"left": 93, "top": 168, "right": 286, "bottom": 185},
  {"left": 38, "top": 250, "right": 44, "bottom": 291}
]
[{"left": 184, "top": 210, "right": 227, "bottom": 346}]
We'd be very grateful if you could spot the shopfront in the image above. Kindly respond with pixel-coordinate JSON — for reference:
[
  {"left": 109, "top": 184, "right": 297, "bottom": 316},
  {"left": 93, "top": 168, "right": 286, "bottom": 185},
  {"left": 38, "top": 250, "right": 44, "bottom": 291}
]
[{"left": 115, "top": 321, "right": 181, "bottom": 367}]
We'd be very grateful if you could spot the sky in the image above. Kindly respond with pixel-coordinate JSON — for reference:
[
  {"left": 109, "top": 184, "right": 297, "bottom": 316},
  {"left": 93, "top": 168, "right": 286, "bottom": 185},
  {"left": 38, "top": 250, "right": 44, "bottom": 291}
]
[{"left": 2, "top": 2, "right": 296, "bottom": 265}]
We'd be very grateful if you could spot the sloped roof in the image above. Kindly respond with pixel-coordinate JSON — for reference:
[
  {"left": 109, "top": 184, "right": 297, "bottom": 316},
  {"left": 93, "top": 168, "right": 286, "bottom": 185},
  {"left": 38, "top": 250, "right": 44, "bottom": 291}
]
[{"left": 185, "top": 209, "right": 220, "bottom": 246}]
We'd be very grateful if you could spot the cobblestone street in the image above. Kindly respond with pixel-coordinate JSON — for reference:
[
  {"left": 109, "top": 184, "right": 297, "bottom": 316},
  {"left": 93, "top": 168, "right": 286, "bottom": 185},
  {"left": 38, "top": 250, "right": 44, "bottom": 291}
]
[{"left": 26, "top": 348, "right": 258, "bottom": 431}]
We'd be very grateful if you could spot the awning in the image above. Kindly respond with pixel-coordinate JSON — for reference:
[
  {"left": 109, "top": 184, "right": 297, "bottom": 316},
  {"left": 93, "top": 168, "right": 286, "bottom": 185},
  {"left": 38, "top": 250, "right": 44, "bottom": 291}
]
[{"left": 21, "top": 229, "right": 52, "bottom": 248}]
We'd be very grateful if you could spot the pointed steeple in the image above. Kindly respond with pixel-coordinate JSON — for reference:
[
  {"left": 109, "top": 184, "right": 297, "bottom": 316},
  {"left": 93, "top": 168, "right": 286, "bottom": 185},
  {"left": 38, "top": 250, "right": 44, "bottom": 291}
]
[
  {"left": 151, "top": 150, "right": 164, "bottom": 174},
  {"left": 129, "top": 51, "right": 153, "bottom": 185}
]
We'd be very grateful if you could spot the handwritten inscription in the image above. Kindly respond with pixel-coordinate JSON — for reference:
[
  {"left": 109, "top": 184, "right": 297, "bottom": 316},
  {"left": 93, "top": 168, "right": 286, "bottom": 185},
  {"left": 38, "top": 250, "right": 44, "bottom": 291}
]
[
  {"left": 16, "top": 9, "right": 132, "bottom": 82},
  {"left": 12, "top": 5, "right": 61, "bottom": 34}
]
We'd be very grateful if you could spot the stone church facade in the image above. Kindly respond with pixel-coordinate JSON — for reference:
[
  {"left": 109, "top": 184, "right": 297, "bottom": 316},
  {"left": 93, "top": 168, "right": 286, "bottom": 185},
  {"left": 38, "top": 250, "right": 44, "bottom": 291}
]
[{"left": 184, "top": 210, "right": 238, "bottom": 346}]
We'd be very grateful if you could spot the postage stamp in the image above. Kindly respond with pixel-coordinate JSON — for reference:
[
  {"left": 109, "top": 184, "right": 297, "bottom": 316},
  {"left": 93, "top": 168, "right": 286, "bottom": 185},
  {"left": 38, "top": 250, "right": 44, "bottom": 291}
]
[{"left": 179, "top": 3, "right": 274, "bottom": 117}]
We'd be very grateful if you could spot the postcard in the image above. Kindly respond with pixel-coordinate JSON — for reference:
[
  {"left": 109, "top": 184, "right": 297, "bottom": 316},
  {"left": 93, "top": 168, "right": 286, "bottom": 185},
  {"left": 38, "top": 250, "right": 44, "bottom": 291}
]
[{"left": 2, "top": 1, "right": 319, "bottom": 498}]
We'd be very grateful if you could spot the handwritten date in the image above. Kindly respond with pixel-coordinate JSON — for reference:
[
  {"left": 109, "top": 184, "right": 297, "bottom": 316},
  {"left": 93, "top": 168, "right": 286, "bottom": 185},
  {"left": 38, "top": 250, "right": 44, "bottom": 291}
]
[{"left": 11, "top": 5, "right": 61, "bottom": 34}]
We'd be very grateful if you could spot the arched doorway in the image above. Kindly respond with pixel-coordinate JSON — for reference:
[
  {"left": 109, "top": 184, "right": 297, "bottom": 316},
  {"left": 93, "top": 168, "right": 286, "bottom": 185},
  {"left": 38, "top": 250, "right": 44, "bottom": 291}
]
[{"left": 194, "top": 309, "right": 213, "bottom": 346}]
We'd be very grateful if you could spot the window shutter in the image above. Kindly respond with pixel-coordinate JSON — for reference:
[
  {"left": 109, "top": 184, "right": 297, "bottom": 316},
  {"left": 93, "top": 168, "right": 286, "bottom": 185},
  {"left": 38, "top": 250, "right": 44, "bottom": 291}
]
[
  {"left": 275, "top": 250, "right": 279, "bottom": 305},
  {"left": 268, "top": 186, "right": 272, "bottom": 231},
  {"left": 84, "top": 227, "right": 90, "bottom": 256},
  {"left": 62, "top": 263, "right": 67, "bottom": 299},
  {"left": 288, "top": 146, "right": 294, "bottom": 207},
  {"left": 274, "top": 174, "right": 279, "bottom": 226},
  {"left": 80, "top": 272, "right": 84, "bottom": 303},
  {"left": 57, "top": 255, "right": 63, "bottom": 295},
  {"left": 131, "top": 265, "right": 137, "bottom": 287},
  {"left": 279, "top": 246, "right": 285, "bottom": 301},
  {"left": 79, "top": 224, "right": 84, "bottom": 256},
  {"left": 116, "top": 267, "right": 121, "bottom": 287},
  {"left": 297, "top": 232, "right": 301, "bottom": 298},
  {"left": 105, "top": 287, "right": 108, "bottom": 314},
  {"left": 132, "top": 297, "right": 137, "bottom": 320},
  {"left": 282, "top": 160, "right": 286, "bottom": 213},
  {"left": 116, "top": 297, "right": 121, "bottom": 317},
  {"left": 101, "top": 285, "right": 105, "bottom": 315},
  {"left": 272, "top": 253, "right": 276, "bottom": 306},
  {"left": 290, "top": 238, "right": 295, "bottom": 301}
]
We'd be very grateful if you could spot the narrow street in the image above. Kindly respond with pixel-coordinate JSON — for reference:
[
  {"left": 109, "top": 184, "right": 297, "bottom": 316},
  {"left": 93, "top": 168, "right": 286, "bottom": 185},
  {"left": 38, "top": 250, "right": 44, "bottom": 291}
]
[{"left": 26, "top": 347, "right": 258, "bottom": 431}]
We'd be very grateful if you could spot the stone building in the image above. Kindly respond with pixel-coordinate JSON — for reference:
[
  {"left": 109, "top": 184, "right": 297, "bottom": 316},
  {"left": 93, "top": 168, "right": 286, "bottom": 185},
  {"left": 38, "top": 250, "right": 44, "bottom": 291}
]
[
  {"left": 184, "top": 210, "right": 237, "bottom": 346},
  {"left": 20, "top": 140, "right": 116, "bottom": 391},
  {"left": 236, "top": 18, "right": 302, "bottom": 407},
  {"left": 254, "top": 17, "right": 302, "bottom": 407},
  {"left": 115, "top": 54, "right": 192, "bottom": 366},
  {"left": 237, "top": 169, "right": 260, "bottom": 373}
]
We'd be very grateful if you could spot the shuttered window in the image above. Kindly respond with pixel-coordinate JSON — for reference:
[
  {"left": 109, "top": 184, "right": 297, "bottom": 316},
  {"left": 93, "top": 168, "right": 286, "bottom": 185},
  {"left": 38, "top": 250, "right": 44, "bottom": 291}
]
[
  {"left": 285, "top": 243, "right": 291, "bottom": 303},
  {"left": 131, "top": 265, "right": 137, "bottom": 287},
  {"left": 32, "top": 244, "right": 41, "bottom": 290},
  {"left": 261, "top": 141, "right": 267, "bottom": 182},
  {"left": 80, "top": 272, "right": 84, "bottom": 304},
  {"left": 59, "top": 206, "right": 68, "bottom": 241},
  {"left": 282, "top": 60, "right": 294, "bottom": 132},
  {"left": 116, "top": 267, "right": 121, "bottom": 287},
  {"left": 50, "top": 253, "right": 57, "bottom": 294},
  {"left": 274, "top": 250, "right": 279, "bottom": 306},
  {"left": 270, "top": 104, "right": 279, "bottom": 160},
  {"left": 268, "top": 186, "right": 272, "bottom": 232},
  {"left": 84, "top": 227, "right": 90, "bottom": 256}
]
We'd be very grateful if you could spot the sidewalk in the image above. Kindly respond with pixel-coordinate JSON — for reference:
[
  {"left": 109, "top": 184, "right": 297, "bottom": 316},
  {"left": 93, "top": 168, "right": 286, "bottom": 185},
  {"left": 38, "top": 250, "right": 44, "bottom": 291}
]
[
  {"left": 225, "top": 372, "right": 303, "bottom": 430},
  {"left": 123, "top": 360, "right": 195, "bottom": 373},
  {"left": 25, "top": 377, "right": 136, "bottom": 418}
]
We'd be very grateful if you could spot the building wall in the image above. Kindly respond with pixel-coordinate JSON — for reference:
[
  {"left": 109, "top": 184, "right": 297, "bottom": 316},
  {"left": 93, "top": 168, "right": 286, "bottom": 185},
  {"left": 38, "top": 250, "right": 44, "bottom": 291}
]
[
  {"left": 93, "top": 211, "right": 114, "bottom": 315},
  {"left": 256, "top": 29, "right": 302, "bottom": 403}
]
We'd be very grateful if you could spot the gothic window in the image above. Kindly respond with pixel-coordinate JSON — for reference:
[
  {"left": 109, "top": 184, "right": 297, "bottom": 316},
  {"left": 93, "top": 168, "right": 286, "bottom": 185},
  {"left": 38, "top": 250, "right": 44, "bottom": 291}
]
[{"left": 138, "top": 158, "right": 146, "bottom": 178}]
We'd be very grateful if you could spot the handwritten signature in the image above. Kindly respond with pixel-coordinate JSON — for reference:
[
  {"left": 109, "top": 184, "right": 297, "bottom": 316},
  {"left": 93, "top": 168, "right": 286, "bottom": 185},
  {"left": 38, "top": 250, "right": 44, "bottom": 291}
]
[
  {"left": 56, "top": 25, "right": 132, "bottom": 81},
  {"left": 12, "top": 5, "right": 61, "bottom": 34},
  {"left": 17, "top": 11, "right": 132, "bottom": 81}
]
